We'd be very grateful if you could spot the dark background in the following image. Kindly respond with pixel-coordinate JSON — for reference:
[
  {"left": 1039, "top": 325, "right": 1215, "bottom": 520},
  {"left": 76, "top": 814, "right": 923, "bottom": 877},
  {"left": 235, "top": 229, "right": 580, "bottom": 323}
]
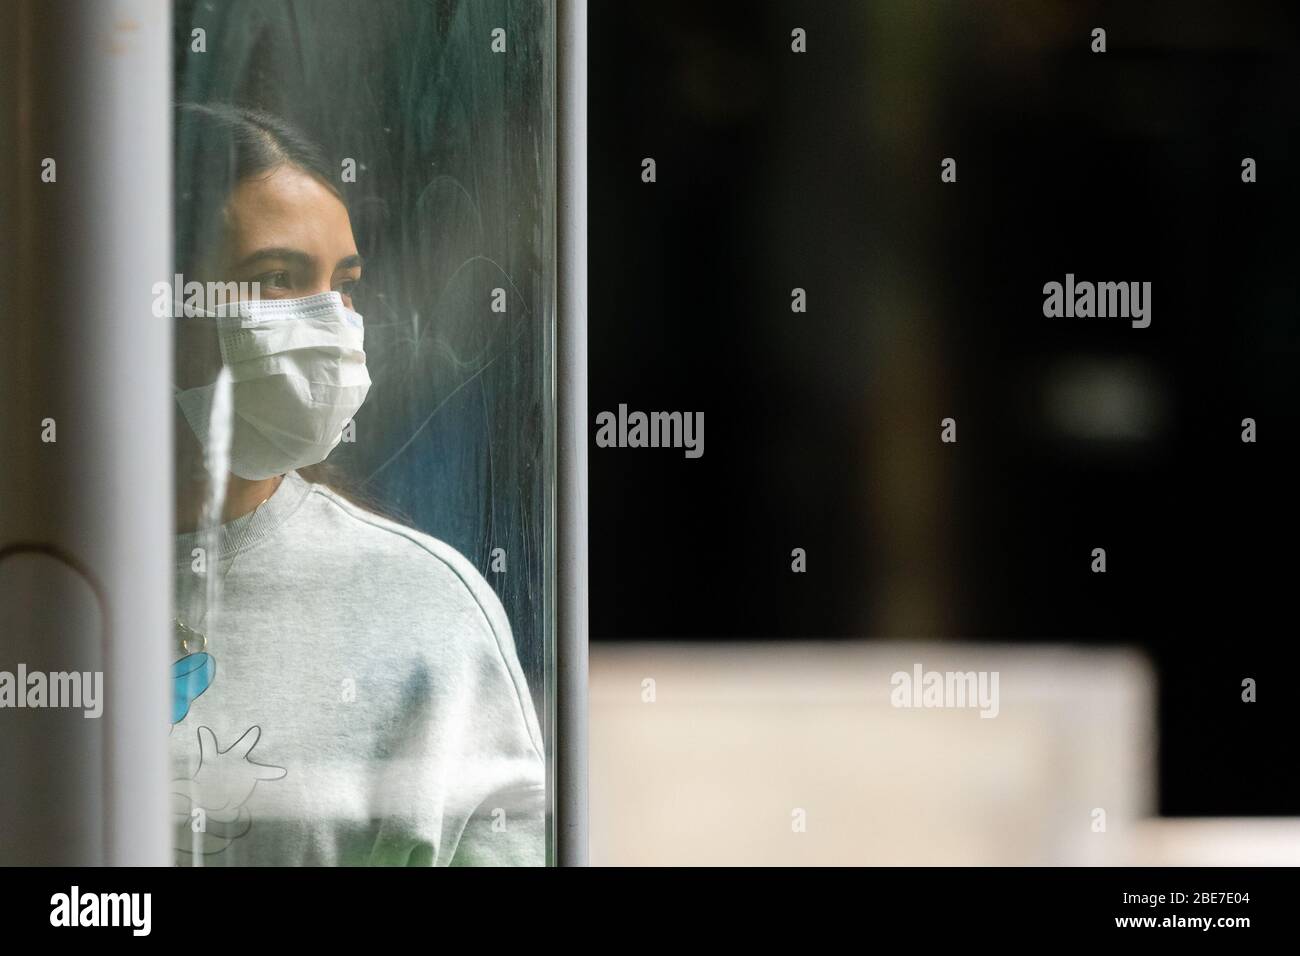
[{"left": 589, "top": 1, "right": 1299, "bottom": 815}]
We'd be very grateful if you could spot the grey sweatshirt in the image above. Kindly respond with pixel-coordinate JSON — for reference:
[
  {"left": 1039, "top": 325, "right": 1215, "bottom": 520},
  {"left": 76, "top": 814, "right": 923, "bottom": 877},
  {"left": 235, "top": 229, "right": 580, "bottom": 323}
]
[{"left": 170, "top": 471, "right": 545, "bottom": 866}]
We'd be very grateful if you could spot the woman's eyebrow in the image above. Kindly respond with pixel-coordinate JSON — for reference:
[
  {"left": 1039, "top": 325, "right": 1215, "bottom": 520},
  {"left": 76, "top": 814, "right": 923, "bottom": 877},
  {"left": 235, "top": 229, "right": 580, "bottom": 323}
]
[
  {"left": 232, "top": 247, "right": 314, "bottom": 271},
  {"left": 335, "top": 253, "right": 364, "bottom": 272}
]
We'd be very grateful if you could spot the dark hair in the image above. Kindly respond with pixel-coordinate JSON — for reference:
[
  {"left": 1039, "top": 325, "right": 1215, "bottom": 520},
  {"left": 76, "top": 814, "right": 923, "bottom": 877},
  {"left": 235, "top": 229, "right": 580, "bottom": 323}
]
[
  {"left": 173, "top": 103, "right": 405, "bottom": 522},
  {"left": 174, "top": 102, "right": 341, "bottom": 278}
]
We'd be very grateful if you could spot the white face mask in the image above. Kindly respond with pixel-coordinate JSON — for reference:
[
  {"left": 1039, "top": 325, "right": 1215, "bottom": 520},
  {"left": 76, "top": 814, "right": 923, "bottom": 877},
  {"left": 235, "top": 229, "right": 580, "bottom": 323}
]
[{"left": 175, "top": 291, "right": 372, "bottom": 481}]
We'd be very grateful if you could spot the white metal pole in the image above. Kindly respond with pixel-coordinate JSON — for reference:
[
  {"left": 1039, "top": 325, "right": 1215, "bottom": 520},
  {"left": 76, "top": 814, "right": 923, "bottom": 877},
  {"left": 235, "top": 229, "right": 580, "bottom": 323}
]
[
  {"left": 556, "top": 0, "right": 589, "bottom": 867},
  {"left": 0, "top": 0, "right": 171, "bottom": 866}
]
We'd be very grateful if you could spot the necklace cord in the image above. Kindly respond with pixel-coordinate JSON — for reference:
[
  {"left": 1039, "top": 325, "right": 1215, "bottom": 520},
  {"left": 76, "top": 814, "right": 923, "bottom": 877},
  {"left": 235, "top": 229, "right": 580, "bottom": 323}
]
[{"left": 174, "top": 473, "right": 285, "bottom": 652}]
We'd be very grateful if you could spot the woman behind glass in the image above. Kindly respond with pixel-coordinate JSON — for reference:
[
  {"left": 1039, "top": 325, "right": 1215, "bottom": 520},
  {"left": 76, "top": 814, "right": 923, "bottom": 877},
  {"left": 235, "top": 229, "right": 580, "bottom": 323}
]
[{"left": 169, "top": 103, "right": 544, "bottom": 866}]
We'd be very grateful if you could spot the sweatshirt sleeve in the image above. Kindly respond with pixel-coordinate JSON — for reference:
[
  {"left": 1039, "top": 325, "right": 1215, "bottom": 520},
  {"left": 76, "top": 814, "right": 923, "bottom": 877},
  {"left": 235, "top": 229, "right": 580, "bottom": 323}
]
[
  {"left": 361, "top": 535, "right": 546, "bottom": 867},
  {"left": 442, "top": 559, "right": 546, "bottom": 867}
]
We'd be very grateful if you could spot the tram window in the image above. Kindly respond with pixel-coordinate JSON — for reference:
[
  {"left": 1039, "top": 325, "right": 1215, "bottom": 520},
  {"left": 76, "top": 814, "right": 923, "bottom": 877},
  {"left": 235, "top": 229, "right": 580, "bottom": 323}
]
[{"left": 168, "top": 0, "right": 555, "bottom": 866}]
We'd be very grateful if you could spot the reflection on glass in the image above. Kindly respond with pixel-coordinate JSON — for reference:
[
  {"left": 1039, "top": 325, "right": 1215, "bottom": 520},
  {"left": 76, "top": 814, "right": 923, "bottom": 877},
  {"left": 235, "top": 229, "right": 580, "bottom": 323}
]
[{"left": 169, "top": 0, "right": 553, "bottom": 866}]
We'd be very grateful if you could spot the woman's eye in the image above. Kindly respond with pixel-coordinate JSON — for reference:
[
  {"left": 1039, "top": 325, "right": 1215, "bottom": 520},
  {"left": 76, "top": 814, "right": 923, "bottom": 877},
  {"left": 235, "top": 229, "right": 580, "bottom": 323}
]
[
  {"left": 252, "top": 270, "right": 293, "bottom": 294},
  {"left": 335, "top": 278, "right": 361, "bottom": 306}
]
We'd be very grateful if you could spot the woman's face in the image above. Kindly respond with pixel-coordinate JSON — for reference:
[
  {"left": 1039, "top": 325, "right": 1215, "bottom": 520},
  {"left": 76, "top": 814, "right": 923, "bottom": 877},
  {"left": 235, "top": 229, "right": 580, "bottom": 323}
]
[
  {"left": 220, "top": 164, "right": 362, "bottom": 310},
  {"left": 175, "top": 163, "right": 362, "bottom": 390}
]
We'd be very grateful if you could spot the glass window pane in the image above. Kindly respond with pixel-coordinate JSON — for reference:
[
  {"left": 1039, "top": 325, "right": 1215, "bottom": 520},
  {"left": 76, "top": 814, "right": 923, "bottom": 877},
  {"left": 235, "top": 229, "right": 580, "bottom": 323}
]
[{"left": 169, "top": 0, "right": 554, "bottom": 866}]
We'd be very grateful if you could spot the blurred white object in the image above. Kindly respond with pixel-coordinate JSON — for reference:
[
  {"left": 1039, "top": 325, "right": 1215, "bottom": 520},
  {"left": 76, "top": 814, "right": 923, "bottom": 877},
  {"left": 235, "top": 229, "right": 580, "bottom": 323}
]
[
  {"left": 1132, "top": 818, "right": 1300, "bottom": 866},
  {"left": 590, "top": 641, "right": 1155, "bottom": 865}
]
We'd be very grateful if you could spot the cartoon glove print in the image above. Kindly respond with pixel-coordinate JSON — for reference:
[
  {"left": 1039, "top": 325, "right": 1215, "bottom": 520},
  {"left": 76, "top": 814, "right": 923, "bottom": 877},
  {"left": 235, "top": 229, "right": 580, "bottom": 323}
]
[{"left": 172, "top": 724, "right": 287, "bottom": 857}]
